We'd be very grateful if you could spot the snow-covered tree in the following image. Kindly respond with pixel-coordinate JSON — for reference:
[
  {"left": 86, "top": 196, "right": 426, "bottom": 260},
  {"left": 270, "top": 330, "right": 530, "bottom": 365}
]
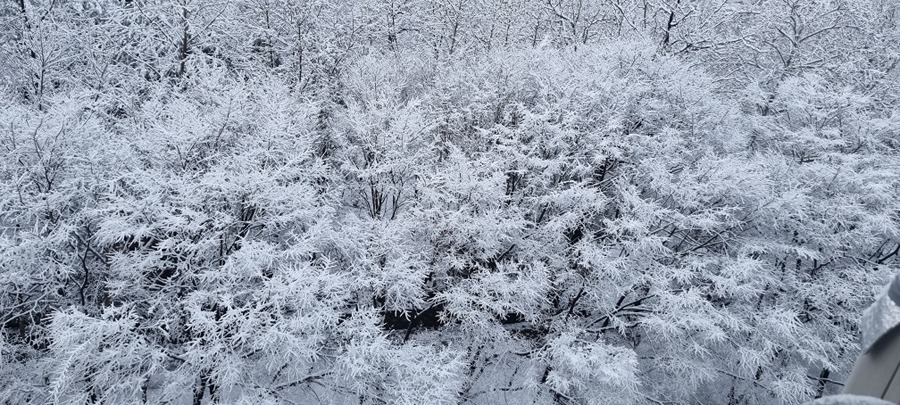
[{"left": 1, "top": 1, "right": 899, "bottom": 404}]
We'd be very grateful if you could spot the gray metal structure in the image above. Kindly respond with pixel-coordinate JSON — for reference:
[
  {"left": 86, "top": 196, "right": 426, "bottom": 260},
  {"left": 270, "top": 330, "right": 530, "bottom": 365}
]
[{"left": 843, "top": 275, "right": 900, "bottom": 403}]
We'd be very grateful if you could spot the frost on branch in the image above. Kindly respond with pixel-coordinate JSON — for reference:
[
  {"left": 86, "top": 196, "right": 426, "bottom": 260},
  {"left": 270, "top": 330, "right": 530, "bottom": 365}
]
[{"left": 1, "top": 1, "right": 900, "bottom": 404}]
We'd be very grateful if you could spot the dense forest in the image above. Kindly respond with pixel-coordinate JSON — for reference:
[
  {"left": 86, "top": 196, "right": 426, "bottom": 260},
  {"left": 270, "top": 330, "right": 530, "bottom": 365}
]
[{"left": 1, "top": 0, "right": 899, "bottom": 404}]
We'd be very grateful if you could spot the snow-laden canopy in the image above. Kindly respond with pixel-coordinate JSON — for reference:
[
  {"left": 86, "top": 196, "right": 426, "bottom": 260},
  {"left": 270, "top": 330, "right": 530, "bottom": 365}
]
[{"left": 1, "top": 0, "right": 899, "bottom": 404}]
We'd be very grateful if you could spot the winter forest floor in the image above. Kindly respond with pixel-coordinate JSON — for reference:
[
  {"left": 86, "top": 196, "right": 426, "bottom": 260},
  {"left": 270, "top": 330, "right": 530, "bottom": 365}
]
[{"left": 2, "top": 0, "right": 900, "bottom": 404}]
